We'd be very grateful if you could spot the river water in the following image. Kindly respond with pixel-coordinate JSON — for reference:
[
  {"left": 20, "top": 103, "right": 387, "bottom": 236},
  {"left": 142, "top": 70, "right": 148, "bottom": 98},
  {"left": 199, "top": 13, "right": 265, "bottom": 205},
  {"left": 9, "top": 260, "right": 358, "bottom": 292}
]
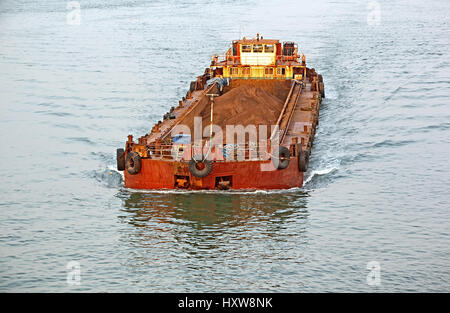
[{"left": 0, "top": 0, "right": 449, "bottom": 292}]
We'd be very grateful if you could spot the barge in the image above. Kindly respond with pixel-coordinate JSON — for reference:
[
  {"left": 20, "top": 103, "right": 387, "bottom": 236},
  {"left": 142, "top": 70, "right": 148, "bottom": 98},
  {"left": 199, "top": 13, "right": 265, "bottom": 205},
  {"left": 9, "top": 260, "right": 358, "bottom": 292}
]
[{"left": 116, "top": 35, "right": 325, "bottom": 190}]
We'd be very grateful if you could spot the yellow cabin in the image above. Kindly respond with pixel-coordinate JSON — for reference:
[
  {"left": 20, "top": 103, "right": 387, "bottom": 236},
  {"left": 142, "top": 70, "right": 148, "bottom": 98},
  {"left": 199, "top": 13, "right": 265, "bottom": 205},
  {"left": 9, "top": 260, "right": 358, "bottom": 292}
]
[{"left": 210, "top": 34, "right": 306, "bottom": 80}]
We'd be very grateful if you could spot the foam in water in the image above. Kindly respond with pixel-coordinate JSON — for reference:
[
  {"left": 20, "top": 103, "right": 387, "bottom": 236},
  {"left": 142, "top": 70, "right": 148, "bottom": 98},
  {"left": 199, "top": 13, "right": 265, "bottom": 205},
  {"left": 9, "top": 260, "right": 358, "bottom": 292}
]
[
  {"left": 303, "top": 166, "right": 338, "bottom": 186},
  {"left": 93, "top": 166, "right": 124, "bottom": 187}
]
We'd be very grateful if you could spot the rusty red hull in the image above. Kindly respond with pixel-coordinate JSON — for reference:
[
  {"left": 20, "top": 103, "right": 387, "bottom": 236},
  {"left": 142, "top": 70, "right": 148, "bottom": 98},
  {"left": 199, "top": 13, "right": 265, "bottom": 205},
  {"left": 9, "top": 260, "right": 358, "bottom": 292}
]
[{"left": 124, "top": 157, "right": 304, "bottom": 190}]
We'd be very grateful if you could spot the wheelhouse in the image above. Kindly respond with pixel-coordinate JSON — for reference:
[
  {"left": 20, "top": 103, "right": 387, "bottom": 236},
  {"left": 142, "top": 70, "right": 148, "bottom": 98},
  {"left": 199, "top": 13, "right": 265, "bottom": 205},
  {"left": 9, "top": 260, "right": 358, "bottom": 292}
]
[{"left": 210, "top": 34, "right": 306, "bottom": 80}]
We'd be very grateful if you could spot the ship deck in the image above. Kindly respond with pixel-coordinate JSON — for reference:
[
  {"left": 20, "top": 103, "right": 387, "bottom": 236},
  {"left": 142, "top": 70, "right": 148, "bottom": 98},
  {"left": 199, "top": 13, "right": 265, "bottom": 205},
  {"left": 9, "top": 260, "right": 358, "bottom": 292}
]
[
  {"left": 281, "top": 80, "right": 318, "bottom": 152},
  {"left": 140, "top": 77, "right": 319, "bottom": 157}
]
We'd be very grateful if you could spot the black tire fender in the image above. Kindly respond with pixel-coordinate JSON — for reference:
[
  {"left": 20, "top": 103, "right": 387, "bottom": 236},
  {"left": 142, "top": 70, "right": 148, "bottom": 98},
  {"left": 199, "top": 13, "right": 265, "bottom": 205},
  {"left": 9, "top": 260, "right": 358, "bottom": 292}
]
[
  {"left": 319, "top": 82, "right": 325, "bottom": 98},
  {"left": 298, "top": 149, "right": 308, "bottom": 172},
  {"left": 272, "top": 146, "right": 291, "bottom": 170},
  {"left": 318, "top": 74, "right": 323, "bottom": 83},
  {"left": 117, "top": 148, "right": 125, "bottom": 171},
  {"left": 126, "top": 151, "right": 142, "bottom": 175},
  {"left": 190, "top": 81, "right": 196, "bottom": 92},
  {"left": 188, "top": 155, "right": 213, "bottom": 178}
]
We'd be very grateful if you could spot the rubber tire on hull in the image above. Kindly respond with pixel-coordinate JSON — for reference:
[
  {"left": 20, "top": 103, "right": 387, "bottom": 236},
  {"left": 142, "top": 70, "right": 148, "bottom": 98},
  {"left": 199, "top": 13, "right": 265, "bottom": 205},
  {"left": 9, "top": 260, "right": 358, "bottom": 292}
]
[
  {"left": 117, "top": 148, "right": 125, "bottom": 171},
  {"left": 190, "top": 81, "right": 196, "bottom": 92},
  {"left": 272, "top": 146, "right": 291, "bottom": 170},
  {"left": 126, "top": 152, "right": 142, "bottom": 175},
  {"left": 318, "top": 74, "right": 323, "bottom": 83},
  {"left": 319, "top": 82, "right": 325, "bottom": 98},
  {"left": 188, "top": 155, "right": 213, "bottom": 178},
  {"left": 298, "top": 149, "right": 309, "bottom": 172}
]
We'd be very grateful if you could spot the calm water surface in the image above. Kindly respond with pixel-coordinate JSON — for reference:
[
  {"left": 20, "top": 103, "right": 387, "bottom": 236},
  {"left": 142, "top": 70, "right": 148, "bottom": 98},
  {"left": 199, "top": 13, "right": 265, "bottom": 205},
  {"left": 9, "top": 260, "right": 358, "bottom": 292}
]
[{"left": 0, "top": 0, "right": 449, "bottom": 292}]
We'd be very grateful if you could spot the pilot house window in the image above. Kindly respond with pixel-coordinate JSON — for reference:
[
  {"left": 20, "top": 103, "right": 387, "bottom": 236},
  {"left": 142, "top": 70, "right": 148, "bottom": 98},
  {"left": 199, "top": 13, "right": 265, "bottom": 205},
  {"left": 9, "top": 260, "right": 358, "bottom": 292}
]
[
  {"left": 264, "top": 45, "right": 274, "bottom": 53},
  {"left": 253, "top": 44, "right": 263, "bottom": 53},
  {"left": 241, "top": 45, "right": 252, "bottom": 53}
]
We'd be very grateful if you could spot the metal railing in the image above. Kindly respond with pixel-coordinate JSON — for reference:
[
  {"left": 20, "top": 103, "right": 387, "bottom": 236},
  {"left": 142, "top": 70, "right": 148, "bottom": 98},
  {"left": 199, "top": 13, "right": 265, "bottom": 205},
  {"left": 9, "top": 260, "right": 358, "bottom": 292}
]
[{"left": 144, "top": 141, "right": 279, "bottom": 162}]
